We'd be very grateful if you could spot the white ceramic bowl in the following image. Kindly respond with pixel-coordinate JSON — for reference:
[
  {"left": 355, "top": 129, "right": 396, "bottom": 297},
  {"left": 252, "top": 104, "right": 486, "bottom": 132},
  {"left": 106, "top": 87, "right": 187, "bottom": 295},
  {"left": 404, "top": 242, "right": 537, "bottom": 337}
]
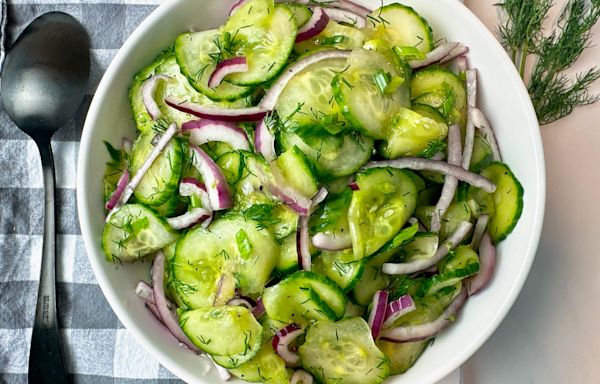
[{"left": 77, "top": 1, "right": 546, "bottom": 383}]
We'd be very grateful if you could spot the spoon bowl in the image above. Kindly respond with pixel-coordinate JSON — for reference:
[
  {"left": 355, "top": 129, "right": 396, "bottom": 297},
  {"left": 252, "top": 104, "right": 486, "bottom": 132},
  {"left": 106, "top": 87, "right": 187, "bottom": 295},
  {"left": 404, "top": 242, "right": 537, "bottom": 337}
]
[{"left": 1, "top": 11, "right": 90, "bottom": 384}]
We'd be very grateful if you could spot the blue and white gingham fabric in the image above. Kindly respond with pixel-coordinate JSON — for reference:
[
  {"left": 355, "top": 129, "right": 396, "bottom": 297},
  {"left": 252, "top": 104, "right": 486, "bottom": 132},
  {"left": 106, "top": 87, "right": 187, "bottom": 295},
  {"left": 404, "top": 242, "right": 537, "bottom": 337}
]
[{"left": 0, "top": 1, "right": 463, "bottom": 383}]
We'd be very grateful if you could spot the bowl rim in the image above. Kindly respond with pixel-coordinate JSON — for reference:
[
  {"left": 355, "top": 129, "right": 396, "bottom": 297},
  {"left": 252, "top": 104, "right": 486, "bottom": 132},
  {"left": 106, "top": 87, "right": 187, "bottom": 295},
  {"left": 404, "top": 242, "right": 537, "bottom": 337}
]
[{"left": 77, "top": 1, "right": 546, "bottom": 383}]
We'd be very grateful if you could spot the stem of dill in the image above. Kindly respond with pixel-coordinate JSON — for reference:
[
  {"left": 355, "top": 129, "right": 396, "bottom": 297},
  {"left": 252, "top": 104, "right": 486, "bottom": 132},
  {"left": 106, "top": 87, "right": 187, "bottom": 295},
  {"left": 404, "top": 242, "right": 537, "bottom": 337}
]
[{"left": 519, "top": 42, "right": 528, "bottom": 78}]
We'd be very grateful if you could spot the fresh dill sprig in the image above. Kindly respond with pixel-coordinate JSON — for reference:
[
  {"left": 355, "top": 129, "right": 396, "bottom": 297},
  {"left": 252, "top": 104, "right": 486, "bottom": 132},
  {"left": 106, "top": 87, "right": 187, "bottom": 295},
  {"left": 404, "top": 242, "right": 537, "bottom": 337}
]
[
  {"left": 417, "top": 138, "right": 447, "bottom": 159},
  {"left": 528, "top": 0, "right": 600, "bottom": 124},
  {"left": 498, "top": 0, "right": 600, "bottom": 125}
]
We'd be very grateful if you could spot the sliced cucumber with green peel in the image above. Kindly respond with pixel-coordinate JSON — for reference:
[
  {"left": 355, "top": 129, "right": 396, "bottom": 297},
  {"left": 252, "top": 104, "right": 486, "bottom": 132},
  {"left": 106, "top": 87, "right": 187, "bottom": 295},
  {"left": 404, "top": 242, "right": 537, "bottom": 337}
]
[
  {"left": 262, "top": 271, "right": 346, "bottom": 327},
  {"left": 396, "top": 232, "right": 439, "bottom": 263},
  {"left": 312, "top": 248, "right": 366, "bottom": 292},
  {"left": 380, "top": 107, "right": 449, "bottom": 158},
  {"left": 411, "top": 67, "right": 467, "bottom": 127},
  {"left": 276, "top": 57, "right": 348, "bottom": 132},
  {"left": 275, "top": 233, "right": 299, "bottom": 276},
  {"left": 376, "top": 339, "right": 430, "bottom": 375},
  {"left": 332, "top": 48, "right": 410, "bottom": 139},
  {"left": 230, "top": 342, "right": 288, "bottom": 383},
  {"left": 222, "top": 2, "right": 297, "bottom": 85},
  {"left": 411, "top": 103, "right": 447, "bottom": 124},
  {"left": 367, "top": 3, "right": 434, "bottom": 53},
  {"left": 419, "top": 245, "right": 480, "bottom": 296},
  {"left": 130, "top": 133, "right": 183, "bottom": 206},
  {"left": 309, "top": 187, "right": 351, "bottom": 236},
  {"left": 287, "top": 3, "right": 312, "bottom": 28},
  {"left": 279, "top": 130, "right": 374, "bottom": 178},
  {"left": 467, "top": 162, "right": 524, "bottom": 243},
  {"left": 299, "top": 317, "right": 390, "bottom": 384},
  {"left": 175, "top": 29, "right": 254, "bottom": 101},
  {"left": 180, "top": 306, "right": 263, "bottom": 368},
  {"left": 470, "top": 131, "right": 494, "bottom": 172},
  {"left": 102, "top": 204, "right": 179, "bottom": 262},
  {"left": 295, "top": 20, "right": 366, "bottom": 54},
  {"left": 130, "top": 50, "right": 251, "bottom": 133},
  {"left": 351, "top": 250, "right": 395, "bottom": 306},
  {"left": 272, "top": 146, "right": 318, "bottom": 198},
  {"left": 416, "top": 201, "right": 472, "bottom": 241},
  {"left": 349, "top": 168, "right": 418, "bottom": 259}
]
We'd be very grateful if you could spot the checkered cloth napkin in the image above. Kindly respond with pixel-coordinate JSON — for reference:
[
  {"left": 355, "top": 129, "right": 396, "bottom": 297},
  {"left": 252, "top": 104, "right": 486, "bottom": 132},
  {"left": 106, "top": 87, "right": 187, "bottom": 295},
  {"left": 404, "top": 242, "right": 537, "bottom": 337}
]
[{"left": 0, "top": 1, "right": 463, "bottom": 383}]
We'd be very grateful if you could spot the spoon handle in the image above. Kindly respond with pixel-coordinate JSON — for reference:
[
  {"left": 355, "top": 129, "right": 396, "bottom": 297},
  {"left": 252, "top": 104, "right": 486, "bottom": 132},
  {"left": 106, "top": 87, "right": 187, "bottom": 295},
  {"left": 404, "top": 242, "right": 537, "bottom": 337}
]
[{"left": 28, "top": 141, "right": 68, "bottom": 384}]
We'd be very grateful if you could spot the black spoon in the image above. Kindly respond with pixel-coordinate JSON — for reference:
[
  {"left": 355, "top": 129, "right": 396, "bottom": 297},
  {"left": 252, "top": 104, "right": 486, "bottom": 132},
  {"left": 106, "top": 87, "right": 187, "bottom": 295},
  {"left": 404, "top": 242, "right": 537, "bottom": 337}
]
[{"left": 0, "top": 12, "right": 90, "bottom": 384}]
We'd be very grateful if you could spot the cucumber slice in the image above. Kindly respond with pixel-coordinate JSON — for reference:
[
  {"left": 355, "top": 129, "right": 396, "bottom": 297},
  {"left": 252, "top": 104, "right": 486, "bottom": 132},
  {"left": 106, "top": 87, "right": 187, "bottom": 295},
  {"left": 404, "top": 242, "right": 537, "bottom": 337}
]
[
  {"left": 309, "top": 187, "right": 351, "bottom": 236},
  {"left": 299, "top": 317, "right": 390, "bottom": 384},
  {"left": 332, "top": 48, "right": 410, "bottom": 139},
  {"left": 367, "top": 3, "right": 434, "bottom": 53},
  {"left": 102, "top": 204, "right": 179, "bottom": 262},
  {"left": 230, "top": 342, "right": 288, "bottom": 383},
  {"left": 419, "top": 245, "right": 480, "bottom": 296},
  {"left": 275, "top": 233, "right": 299, "bottom": 276},
  {"left": 351, "top": 250, "right": 395, "bottom": 306},
  {"left": 376, "top": 339, "right": 430, "bottom": 375},
  {"left": 102, "top": 141, "right": 128, "bottom": 204},
  {"left": 180, "top": 306, "right": 263, "bottom": 368},
  {"left": 313, "top": 248, "right": 366, "bottom": 292},
  {"left": 222, "top": 2, "right": 297, "bottom": 85},
  {"left": 348, "top": 168, "right": 418, "bottom": 259},
  {"left": 411, "top": 67, "right": 467, "bottom": 127},
  {"left": 294, "top": 20, "right": 366, "bottom": 54},
  {"left": 175, "top": 29, "right": 254, "bottom": 101},
  {"left": 469, "top": 131, "right": 494, "bottom": 172},
  {"left": 467, "top": 162, "right": 524, "bottom": 243},
  {"left": 276, "top": 57, "right": 348, "bottom": 132},
  {"left": 411, "top": 103, "right": 447, "bottom": 124},
  {"left": 287, "top": 3, "right": 312, "bottom": 27},
  {"left": 262, "top": 271, "right": 346, "bottom": 327},
  {"left": 173, "top": 214, "right": 279, "bottom": 308},
  {"left": 130, "top": 50, "right": 251, "bottom": 133},
  {"left": 380, "top": 107, "right": 449, "bottom": 158},
  {"left": 130, "top": 133, "right": 183, "bottom": 206},
  {"left": 272, "top": 146, "right": 318, "bottom": 198},
  {"left": 415, "top": 201, "right": 472, "bottom": 241},
  {"left": 279, "top": 130, "right": 374, "bottom": 178},
  {"left": 397, "top": 232, "right": 439, "bottom": 263}
]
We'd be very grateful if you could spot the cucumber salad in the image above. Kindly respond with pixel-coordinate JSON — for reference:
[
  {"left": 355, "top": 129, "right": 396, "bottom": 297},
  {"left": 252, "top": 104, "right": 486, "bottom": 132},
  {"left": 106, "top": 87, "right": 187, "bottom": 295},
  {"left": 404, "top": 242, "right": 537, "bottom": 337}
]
[{"left": 102, "top": 0, "right": 524, "bottom": 383}]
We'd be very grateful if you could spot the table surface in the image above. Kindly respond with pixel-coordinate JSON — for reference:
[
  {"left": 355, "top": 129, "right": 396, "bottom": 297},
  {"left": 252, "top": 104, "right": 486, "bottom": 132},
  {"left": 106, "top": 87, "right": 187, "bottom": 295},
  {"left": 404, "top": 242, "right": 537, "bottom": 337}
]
[{"left": 462, "top": 1, "right": 600, "bottom": 383}]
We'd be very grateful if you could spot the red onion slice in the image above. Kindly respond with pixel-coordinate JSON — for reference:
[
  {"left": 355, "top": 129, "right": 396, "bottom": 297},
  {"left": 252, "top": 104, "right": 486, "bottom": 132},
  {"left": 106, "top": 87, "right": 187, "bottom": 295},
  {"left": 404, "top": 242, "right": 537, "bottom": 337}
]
[
  {"left": 105, "top": 169, "right": 130, "bottom": 211},
  {"left": 382, "top": 295, "right": 416, "bottom": 329},
  {"left": 439, "top": 43, "right": 469, "bottom": 64},
  {"left": 272, "top": 324, "right": 305, "bottom": 367},
  {"left": 226, "top": 297, "right": 255, "bottom": 310},
  {"left": 349, "top": 181, "right": 359, "bottom": 191},
  {"left": 466, "top": 232, "right": 496, "bottom": 296},
  {"left": 208, "top": 56, "right": 249, "bottom": 88},
  {"left": 110, "top": 123, "right": 177, "bottom": 214},
  {"left": 311, "top": 231, "right": 352, "bottom": 250},
  {"left": 255, "top": 116, "right": 277, "bottom": 162},
  {"left": 454, "top": 56, "right": 469, "bottom": 73},
  {"left": 135, "top": 280, "right": 155, "bottom": 303},
  {"left": 276, "top": 0, "right": 371, "bottom": 17},
  {"left": 470, "top": 214, "right": 490, "bottom": 250},
  {"left": 182, "top": 119, "right": 250, "bottom": 151},
  {"left": 297, "top": 216, "right": 312, "bottom": 271},
  {"left": 167, "top": 207, "right": 212, "bottom": 230},
  {"left": 296, "top": 7, "right": 329, "bottom": 43},
  {"left": 322, "top": 7, "right": 366, "bottom": 28},
  {"left": 260, "top": 50, "right": 352, "bottom": 110},
  {"left": 252, "top": 298, "right": 266, "bottom": 319},
  {"left": 145, "top": 301, "right": 163, "bottom": 322},
  {"left": 470, "top": 107, "right": 502, "bottom": 162},
  {"left": 228, "top": 0, "right": 248, "bottom": 15},
  {"left": 382, "top": 221, "right": 473, "bottom": 275},
  {"left": 270, "top": 163, "right": 313, "bottom": 215},
  {"left": 189, "top": 145, "right": 233, "bottom": 210},
  {"left": 179, "top": 178, "right": 212, "bottom": 211},
  {"left": 367, "top": 290, "right": 388, "bottom": 340},
  {"left": 290, "top": 369, "right": 314, "bottom": 384},
  {"left": 409, "top": 42, "right": 459, "bottom": 69},
  {"left": 141, "top": 74, "right": 171, "bottom": 120},
  {"left": 121, "top": 137, "right": 133, "bottom": 154},
  {"left": 380, "top": 285, "right": 468, "bottom": 342},
  {"left": 152, "top": 252, "right": 201, "bottom": 352},
  {"left": 310, "top": 187, "right": 329, "bottom": 211},
  {"left": 361, "top": 158, "right": 496, "bottom": 193},
  {"left": 165, "top": 97, "right": 267, "bottom": 122},
  {"left": 462, "top": 69, "right": 478, "bottom": 169},
  {"left": 431, "top": 124, "right": 462, "bottom": 233}
]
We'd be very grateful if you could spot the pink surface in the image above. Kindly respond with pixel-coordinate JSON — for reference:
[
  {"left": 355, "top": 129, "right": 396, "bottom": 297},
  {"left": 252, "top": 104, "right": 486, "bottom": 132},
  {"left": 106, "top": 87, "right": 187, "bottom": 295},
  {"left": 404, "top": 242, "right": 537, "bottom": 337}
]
[{"left": 463, "top": 1, "right": 600, "bottom": 383}]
